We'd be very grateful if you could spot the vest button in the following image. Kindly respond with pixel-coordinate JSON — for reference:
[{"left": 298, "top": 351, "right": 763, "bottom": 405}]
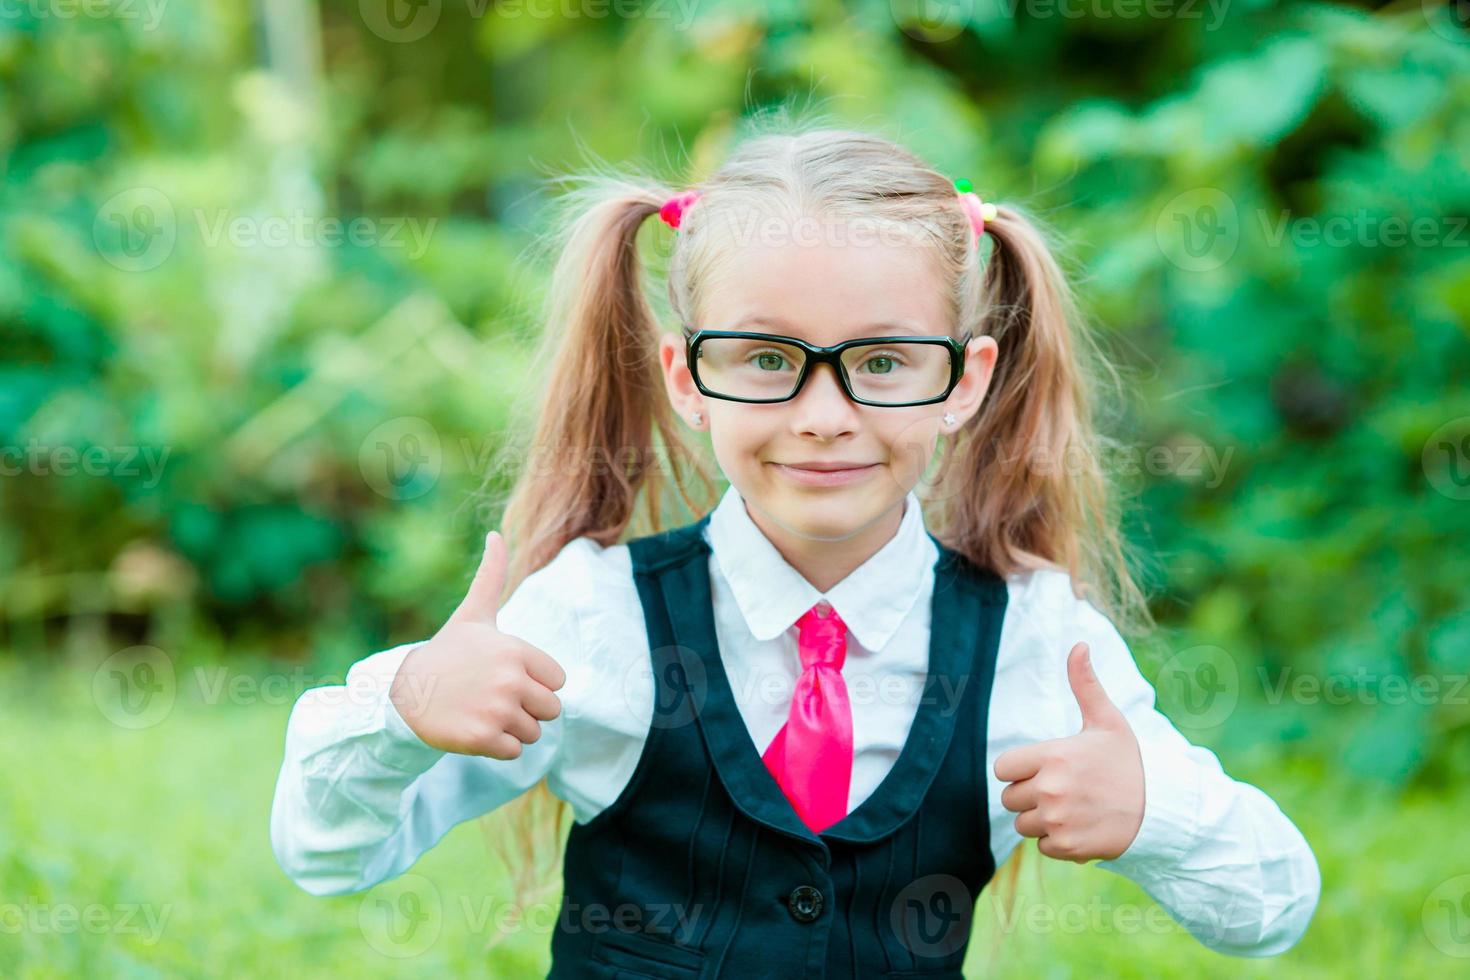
[{"left": 787, "top": 884, "right": 824, "bottom": 923}]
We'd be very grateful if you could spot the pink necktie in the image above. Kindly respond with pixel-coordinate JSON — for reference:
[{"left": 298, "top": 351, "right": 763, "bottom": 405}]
[{"left": 761, "top": 600, "right": 854, "bottom": 833}]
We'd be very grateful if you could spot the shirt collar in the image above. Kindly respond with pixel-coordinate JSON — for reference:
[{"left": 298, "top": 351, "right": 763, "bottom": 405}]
[{"left": 703, "top": 484, "right": 936, "bottom": 652}]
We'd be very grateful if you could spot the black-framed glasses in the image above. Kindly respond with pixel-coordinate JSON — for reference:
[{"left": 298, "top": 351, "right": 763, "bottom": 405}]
[{"left": 682, "top": 327, "right": 972, "bottom": 407}]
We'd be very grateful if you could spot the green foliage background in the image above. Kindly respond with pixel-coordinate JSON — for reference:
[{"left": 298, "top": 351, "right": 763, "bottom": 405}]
[{"left": 1, "top": 0, "right": 1468, "bottom": 975}]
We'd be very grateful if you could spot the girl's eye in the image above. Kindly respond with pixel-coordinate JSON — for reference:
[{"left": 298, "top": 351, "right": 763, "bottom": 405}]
[
  {"left": 857, "top": 351, "right": 905, "bottom": 374},
  {"left": 750, "top": 351, "right": 790, "bottom": 371}
]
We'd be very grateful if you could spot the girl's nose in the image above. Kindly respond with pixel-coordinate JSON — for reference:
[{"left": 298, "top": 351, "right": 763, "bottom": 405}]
[{"left": 789, "top": 362, "right": 860, "bottom": 436}]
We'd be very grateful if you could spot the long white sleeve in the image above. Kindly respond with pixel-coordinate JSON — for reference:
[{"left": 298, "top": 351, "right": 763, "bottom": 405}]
[
  {"left": 268, "top": 550, "right": 584, "bottom": 896},
  {"left": 1033, "top": 575, "right": 1322, "bottom": 956}
]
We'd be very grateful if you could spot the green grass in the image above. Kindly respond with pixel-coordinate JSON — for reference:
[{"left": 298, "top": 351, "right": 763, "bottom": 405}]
[{"left": 0, "top": 657, "right": 1464, "bottom": 977}]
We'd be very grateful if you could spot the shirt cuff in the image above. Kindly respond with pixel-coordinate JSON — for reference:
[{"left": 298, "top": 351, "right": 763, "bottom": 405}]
[
  {"left": 361, "top": 643, "right": 447, "bottom": 775},
  {"left": 1097, "top": 735, "right": 1202, "bottom": 872}
]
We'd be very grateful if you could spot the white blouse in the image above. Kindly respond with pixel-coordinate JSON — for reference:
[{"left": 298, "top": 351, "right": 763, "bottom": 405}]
[{"left": 270, "top": 484, "right": 1320, "bottom": 956}]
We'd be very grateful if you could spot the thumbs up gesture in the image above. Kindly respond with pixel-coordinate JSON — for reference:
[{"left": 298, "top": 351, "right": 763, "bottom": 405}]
[
  {"left": 389, "top": 531, "right": 567, "bottom": 759},
  {"left": 993, "top": 642, "right": 1145, "bottom": 862}
]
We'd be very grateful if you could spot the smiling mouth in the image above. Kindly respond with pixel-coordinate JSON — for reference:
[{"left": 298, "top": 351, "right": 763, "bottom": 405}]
[
  {"left": 769, "top": 461, "right": 882, "bottom": 486},
  {"left": 776, "top": 462, "right": 878, "bottom": 472}
]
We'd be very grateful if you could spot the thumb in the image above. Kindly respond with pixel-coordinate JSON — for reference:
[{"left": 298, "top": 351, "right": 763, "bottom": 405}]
[
  {"left": 452, "top": 530, "right": 508, "bottom": 626},
  {"left": 1066, "top": 641, "right": 1125, "bottom": 731}
]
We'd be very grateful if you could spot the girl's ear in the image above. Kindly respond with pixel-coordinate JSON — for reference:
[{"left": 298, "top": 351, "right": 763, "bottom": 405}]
[
  {"left": 659, "top": 332, "right": 705, "bottom": 425},
  {"left": 946, "top": 334, "right": 999, "bottom": 426}
]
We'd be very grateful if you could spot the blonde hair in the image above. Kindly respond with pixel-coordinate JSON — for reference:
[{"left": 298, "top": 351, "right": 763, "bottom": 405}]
[{"left": 475, "top": 111, "right": 1149, "bottom": 957}]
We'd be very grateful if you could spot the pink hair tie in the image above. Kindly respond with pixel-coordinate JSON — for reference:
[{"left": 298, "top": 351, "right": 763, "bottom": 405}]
[
  {"left": 659, "top": 189, "right": 700, "bottom": 230},
  {"left": 953, "top": 178, "right": 998, "bottom": 246}
]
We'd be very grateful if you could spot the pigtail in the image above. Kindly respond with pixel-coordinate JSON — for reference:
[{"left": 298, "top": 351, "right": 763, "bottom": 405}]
[
  {"left": 477, "top": 177, "right": 719, "bottom": 953},
  {"left": 930, "top": 204, "right": 1149, "bottom": 636},
  {"left": 495, "top": 181, "right": 718, "bottom": 596},
  {"left": 935, "top": 204, "right": 1149, "bottom": 959}
]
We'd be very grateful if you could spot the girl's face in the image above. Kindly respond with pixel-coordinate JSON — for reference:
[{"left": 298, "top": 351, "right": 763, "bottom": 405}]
[{"left": 659, "top": 231, "right": 997, "bottom": 552}]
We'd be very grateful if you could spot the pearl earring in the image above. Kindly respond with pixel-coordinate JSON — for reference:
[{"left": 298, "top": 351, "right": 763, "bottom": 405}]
[
  {"left": 943, "top": 412, "right": 957, "bottom": 428},
  {"left": 691, "top": 411, "right": 703, "bottom": 426}
]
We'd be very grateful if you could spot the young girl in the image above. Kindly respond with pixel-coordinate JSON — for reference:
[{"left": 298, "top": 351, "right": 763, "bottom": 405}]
[{"left": 271, "top": 124, "right": 1319, "bottom": 976}]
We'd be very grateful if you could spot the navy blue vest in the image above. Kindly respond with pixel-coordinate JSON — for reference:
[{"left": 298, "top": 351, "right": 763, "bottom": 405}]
[{"left": 547, "top": 514, "right": 1008, "bottom": 979}]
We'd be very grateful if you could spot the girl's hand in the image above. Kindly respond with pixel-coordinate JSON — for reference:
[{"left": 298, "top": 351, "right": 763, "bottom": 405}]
[
  {"left": 994, "top": 642, "right": 1145, "bottom": 862},
  {"left": 389, "top": 531, "right": 567, "bottom": 759}
]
